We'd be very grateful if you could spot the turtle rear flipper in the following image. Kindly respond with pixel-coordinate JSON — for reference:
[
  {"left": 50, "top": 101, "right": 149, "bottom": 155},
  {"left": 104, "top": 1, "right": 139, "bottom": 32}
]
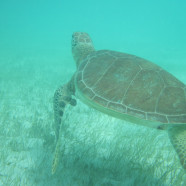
[{"left": 168, "top": 125, "right": 186, "bottom": 169}]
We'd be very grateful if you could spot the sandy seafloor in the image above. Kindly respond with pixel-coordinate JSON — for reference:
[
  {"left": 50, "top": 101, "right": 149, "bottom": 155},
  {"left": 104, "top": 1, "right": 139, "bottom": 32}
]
[{"left": 0, "top": 0, "right": 186, "bottom": 185}]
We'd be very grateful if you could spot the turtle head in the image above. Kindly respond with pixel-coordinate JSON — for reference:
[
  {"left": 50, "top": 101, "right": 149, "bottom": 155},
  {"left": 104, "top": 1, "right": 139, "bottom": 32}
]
[{"left": 72, "top": 32, "right": 95, "bottom": 68}]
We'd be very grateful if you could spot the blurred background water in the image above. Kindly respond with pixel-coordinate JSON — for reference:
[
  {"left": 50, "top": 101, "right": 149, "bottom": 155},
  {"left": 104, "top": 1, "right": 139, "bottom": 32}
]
[{"left": 0, "top": 0, "right": 186, "bottom": 185}]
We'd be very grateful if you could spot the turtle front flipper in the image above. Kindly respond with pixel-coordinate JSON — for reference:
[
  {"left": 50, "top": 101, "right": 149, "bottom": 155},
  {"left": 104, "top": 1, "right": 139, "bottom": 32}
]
[
  {"left": 53, "top": 84, "right": 76, "bottom": 140},
  {"left": 52, "top": 76, "right": 76, "bottom": 174},
  {"left": 168, "top": 125, "right": 186, "bottom": 170}
]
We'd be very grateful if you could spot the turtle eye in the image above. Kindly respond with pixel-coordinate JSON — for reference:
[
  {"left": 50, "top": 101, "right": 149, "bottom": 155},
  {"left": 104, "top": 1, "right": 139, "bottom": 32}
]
[{"left": 72, "top": 38, "right": 77, "bottom": 48}]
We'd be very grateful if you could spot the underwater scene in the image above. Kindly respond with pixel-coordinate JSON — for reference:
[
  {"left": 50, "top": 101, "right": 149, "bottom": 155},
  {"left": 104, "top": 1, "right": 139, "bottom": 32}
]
[{"left": 0, "top": 0, "right": 186, "bottom": 185}]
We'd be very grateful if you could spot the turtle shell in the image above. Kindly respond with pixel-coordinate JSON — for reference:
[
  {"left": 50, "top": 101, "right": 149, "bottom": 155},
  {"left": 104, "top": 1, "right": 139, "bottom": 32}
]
[{"left": 75, "top": 50, "right": 186, "bottom": 126}]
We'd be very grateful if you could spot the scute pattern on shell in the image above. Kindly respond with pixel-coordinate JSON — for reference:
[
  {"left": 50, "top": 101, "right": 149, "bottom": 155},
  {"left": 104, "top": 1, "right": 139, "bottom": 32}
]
[{"left": 76, "top": 50, "right": 186, "bottom": 124}]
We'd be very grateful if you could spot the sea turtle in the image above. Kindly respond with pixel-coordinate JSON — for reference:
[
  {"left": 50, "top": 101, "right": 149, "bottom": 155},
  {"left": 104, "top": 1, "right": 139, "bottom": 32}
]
[{"left": 52, "top": 32, "right": 186, "bottom": 174}]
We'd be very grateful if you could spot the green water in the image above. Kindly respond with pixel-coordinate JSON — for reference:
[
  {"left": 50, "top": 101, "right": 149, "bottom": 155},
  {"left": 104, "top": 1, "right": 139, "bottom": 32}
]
[{"left": 0, "top": 0, "right": 186, "bottom": 185}]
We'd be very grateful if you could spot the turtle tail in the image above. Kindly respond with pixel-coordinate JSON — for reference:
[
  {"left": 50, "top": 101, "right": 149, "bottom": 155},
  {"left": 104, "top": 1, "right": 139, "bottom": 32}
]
[{"left": 168, "top": 125, "right": 186, "bottom": 170}]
